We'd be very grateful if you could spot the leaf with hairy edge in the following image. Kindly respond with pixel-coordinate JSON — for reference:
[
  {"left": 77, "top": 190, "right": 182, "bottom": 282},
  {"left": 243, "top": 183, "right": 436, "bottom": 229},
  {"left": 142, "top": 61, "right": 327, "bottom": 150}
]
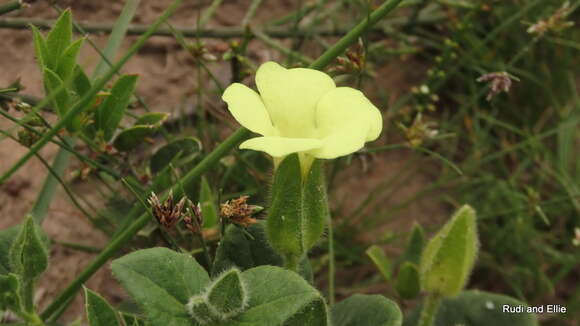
[
  {"left": 84, "top": 287, "right": 121, "bottom": 326},
  {"left": 332, "top": 294, "right": 402, "bottom": 326},
  {"left": 111, "top": 247, "right": 210, "bottom": 326},
  {"left": 96, "top": 75, "right": 138, "bottom": 141}
]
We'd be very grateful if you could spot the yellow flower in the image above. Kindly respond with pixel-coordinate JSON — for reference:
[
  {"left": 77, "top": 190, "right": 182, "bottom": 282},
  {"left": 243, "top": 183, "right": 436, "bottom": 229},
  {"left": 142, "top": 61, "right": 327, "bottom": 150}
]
[{"left": 222, "top": 61, "right": 382, "bottom": 175}]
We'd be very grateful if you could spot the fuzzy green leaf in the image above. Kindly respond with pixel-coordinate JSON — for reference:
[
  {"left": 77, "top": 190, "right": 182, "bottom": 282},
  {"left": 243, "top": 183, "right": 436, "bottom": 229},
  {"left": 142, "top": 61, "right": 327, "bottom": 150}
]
[
  {"left": 0, "top": 273, "right": 21, "bottom": 313},
  {"left": 43, "top": 67, "right": 70, "bottom": 118},
  {"left": 222, "top": 266, "right": 328, "bottom": 326},
  {"left": 96, "top": 74, "right": 138, "bottom": 141},
  {"left": 206, "top": 269, "right": 246, "bottom": 317},
  {"left": 150, "top": 137, "right": 202, "bottom": 173},
  {"left": 9, "top": 216, "right": 48, "bottom": 281},
  {"left": 45, "top": 9, "right": 73, "bottom": 69},
  {"left": 112, "top": 125, "right": 157, "bottom": 151},
  {"left": 0, "top": 226, "right": 21, "bottom": 275},
  {"left": 283, "top": 298, "right": 328, "bottom": 326},
  {"left": 403, "top": 290, "right": 539, "bottom": 326},
  {"left": 199, "top": 177, "right": 219, "bottom": 228},
  {"left": 401, "top": 223, "right": 424, "bottom": 265},
  {"left": 31, "top": 25, "right": 49, "bottom": 72},
  {"left": 84, "top": 287, "right": 121, "bottom": 326},
  {"left": 73, "top": 65, "right": 92, "bottom": 96},
  {"left": 212, "top": 223, "right": 312, "bottom": 282},
  {"left": 56, "top": 38, "right": 85, "bottom": 83},
  {"left": 420, "top": 205, "right": 479, "bottom": 297},
  {"left": 395, "top": 262, "right": 421, "bottom": 300},
  {"left": 111, "top": 247, "right": 210, "bottom": 326},
  {"left": 366, "top": 245, "right": 391, "bottom": 281},
  {"left": 187, "top": 296, "right": 220, "bottom": 325},
  {"left": 331, "top": 294, "right": 402, "bottom": 326}
]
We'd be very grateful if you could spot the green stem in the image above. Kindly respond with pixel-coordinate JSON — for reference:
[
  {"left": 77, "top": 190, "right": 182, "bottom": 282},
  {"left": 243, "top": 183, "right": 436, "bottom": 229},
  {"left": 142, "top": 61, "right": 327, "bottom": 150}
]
[
  {"left": 30, "top": 136, "right": 74, "bottom": 223},
  {"left": 0, "top": 0, "right": 182, "bottom": 185},
  {"left": 40, "top": 127, "right": 250, "bottom": 321},
  {"left": 0, "top": 1, "right": 20, "bottom": 16},
  {"left": 417, "top": 293, "right": 442, "bottom": 326}
]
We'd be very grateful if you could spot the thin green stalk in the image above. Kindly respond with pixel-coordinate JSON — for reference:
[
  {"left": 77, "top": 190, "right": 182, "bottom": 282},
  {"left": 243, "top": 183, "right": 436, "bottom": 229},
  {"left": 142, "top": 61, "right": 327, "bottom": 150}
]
[
  {"left": 39, "top": 0, "right": 405, "bottom": 318},
  {"left": 241, "top": 0, "right": 263, "bottom": 26},
  {"left": 199, "top": 0, "right": 224, "bottom": 27},
  {"left": 309, "top": 0, "right": 404, "bottom": 70},
  {"left": 0, "top": 0, "right": 182, "bottom": 185},
  {"left": 0, "top": 0, "right": 20, "bottom": 16},
  {"left": 417, "top": 293, "right": 442, "bottom": 326},
  {"left": 29, "top": 136, "right": 75, "bottom": 223}
]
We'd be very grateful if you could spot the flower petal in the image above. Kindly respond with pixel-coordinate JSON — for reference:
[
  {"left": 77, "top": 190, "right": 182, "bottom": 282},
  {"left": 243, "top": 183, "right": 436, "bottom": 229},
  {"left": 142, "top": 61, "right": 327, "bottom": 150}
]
[
  {"left": 255, "top": 62, "right": 335, "bottom": 138},
  {"left": 310, "top": 122, "right": 370, "bottom": 159},
  {"left": 310, "top": 87, "right": 383, "bottom": 159},
  {"left": 222, "top": 83, "right": 277, "bottom": 136},
  {"left": 315, "top": 87, "right": 382, "bottom": 141},
  {"left": 240, "top": 136, "right": 323, "bottom": 157}
]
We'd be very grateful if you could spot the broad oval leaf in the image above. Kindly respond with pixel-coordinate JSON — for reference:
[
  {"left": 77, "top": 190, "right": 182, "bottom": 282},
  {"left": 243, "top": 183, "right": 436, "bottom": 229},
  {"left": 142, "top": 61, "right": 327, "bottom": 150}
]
[
  {"left": 332, "top": 294, "right": 402, "bottom": 326},
  {"left": 222, "top": 266, "right": 328, "bottom": 326},
  {"left": 111, "top": 247, "right": 210, "bottom": 326},
  {"left": 112, "top": 125, "right": 157, "bottom": 151}
]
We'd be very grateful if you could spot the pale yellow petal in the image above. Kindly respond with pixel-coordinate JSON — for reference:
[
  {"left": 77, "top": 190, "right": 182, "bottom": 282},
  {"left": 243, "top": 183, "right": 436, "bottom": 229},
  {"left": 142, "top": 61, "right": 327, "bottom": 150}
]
[
  {"left": 310, "top": 122, "right": 370, "bottom": 159},
  {"left": 240, "top": 136, "right": 323, "bottom": 157},
  {"left": 222, "top": 83, "right": 277, "bottom": 136},
  {"left": 255, "top": 61, "right": 335, "bottom": 138},
  {"left": 315, "top": 87, "right": 383, "bottom": 141}
]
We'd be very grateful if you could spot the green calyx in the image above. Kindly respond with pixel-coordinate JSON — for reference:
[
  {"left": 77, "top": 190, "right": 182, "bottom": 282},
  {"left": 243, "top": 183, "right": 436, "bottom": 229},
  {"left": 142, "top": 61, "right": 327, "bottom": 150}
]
[{"left": 266, "top": 153, "right": 328, "bottom": 271}]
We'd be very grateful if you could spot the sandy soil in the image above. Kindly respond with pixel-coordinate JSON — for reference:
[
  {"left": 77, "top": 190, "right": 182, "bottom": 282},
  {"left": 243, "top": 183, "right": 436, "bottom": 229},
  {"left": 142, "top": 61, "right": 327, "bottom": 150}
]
[{"left": 0, "top": 0, "right": 444, "bottom": 322}]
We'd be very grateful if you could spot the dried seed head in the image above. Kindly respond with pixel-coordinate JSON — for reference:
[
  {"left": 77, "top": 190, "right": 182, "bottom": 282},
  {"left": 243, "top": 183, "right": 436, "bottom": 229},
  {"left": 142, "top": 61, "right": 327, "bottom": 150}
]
[
  {"left": 183, "top": 202, "right": 204, "bottom": 234},
  {"left": 527, "top": 2, "right": 574, "bottom": 36},
  {"left": 476, "top": 72, "right": 519, "bottom": 101},
  {"left": 220, "top": 196, "right": 261, "bottom": 227},
  {"left": 147, "top": 190, "right": 186, "bottom": 229}
]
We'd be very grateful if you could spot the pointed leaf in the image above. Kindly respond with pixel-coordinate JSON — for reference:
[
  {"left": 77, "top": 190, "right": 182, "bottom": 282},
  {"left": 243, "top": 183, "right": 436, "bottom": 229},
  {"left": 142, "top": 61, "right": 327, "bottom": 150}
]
[
  {"left": 73, "top": 65, "right": 92, "bottom": 96},
  {"left": 31, "top": 25, "right": 49, "bottom": 72},
  {"left": 96, "top": 74, "right": 138, "bottom": 141},
  {"left": 206, "top": 269, "right": 247, "bottom": 317},
  {"left": 395, "top": 262, "right": 421, "bottom": 300},
  {"left": 366, "top": 245, "right": 391, "bottom": 281},
  {"left": 420, "top": 205, "right": 479, "bottom": 297},
  {"left": 0, "top": 226, "right": 21, "bottom": 275},
  {"left": 112, "top": 125, "right": 157, "bottom": 151},
  {"left": 46, "top": 9, "right": 73, "bottom": 69},
  {"left": 56, "top": 38, "right": 85, "bottom": 83},
  {"left": 332, "top": 294, "right": 402, "bottom": 326},
  {"left": 84, "top": 287, "right": 121, "bottom": 326},
  {"left": 9, "top": 216, "right": 48, "bottom": 281},
  {"left": 43, "top": 67, "right": 70, "bottom": 118},
  {"left": 401, "top": 223, "right": 424, "bottom": 265},
  {"left": 111, "top": 247, "right": 210, "bottom": 326}
]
